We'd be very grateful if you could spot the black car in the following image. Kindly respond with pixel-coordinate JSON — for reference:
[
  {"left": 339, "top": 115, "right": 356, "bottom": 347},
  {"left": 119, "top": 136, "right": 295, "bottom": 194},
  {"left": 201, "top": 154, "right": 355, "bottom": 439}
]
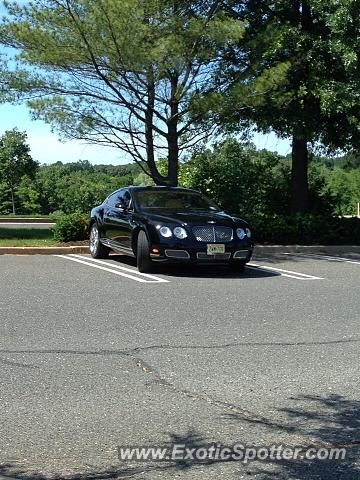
[{"left": 90, "top": 186, "right": 253, "bottom": 273}]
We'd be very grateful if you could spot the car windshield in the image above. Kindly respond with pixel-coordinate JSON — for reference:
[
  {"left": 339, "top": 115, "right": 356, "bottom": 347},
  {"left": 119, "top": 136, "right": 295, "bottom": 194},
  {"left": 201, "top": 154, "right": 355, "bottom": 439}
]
[{"left": 133, "top": 190, "right": 221, "bottom": 212}]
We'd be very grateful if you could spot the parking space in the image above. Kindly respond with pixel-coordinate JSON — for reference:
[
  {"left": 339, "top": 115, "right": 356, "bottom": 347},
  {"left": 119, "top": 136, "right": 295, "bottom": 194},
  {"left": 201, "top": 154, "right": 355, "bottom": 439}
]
[
  {"left": 252, "top": 252, "right": 360, "bottom": 283},
  {"left": 53, "top": 251, "right": 360, "bottom": 283},
  {"left": 0, "top": 253, "right": 359, "bottom": 479}
]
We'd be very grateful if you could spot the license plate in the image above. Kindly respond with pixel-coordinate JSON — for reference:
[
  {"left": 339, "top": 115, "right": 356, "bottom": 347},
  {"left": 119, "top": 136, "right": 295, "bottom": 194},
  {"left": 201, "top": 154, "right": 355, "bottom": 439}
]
[{"left": 207, "top": 243, "right": 225, "bottom": 255}]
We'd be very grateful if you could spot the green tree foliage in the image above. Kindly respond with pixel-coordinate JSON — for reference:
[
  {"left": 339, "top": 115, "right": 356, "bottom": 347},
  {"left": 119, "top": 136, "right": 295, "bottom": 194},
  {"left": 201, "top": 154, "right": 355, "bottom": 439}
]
[
  {"left": 16, "top": 175, "right": 41, "bottom": 214},
  {"left": 177, "top": 139, "right": 359, "bottom": 218},
  {"left": 180, "top": 139, "right": 306, "bottom": 217},
  {"left": 0, "top": 138, "right": 358, "bottom": 225},
  {"left": 178, "top": 139, "right": 281, "bottom": 217},
  {"left": 319, "top": 152, "right": 360, "bottom": 171},
  {"left": 324, "top": 168, "right": 360, "bottom": 216},
  {"left": 1, "top": 0, "right": 244, "bottom": 186},
  {"left": 33, "top": 162, "right": 135, "bottom": 214},
  {"left": 0, "top": 159, "right": 142, "bottom": 215},
  {"left": 208, "top": 0, "right": 360, "bottom": 213},
  {"left": 0, "top": 128, "right": 38, "bottom": 214}
]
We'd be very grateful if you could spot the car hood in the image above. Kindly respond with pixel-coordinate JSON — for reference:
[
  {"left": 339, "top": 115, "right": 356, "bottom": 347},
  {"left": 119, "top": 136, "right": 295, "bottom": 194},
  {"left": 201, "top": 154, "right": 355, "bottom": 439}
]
[{"left": 143, "top": 210, "right": 247, "bottom": 227}]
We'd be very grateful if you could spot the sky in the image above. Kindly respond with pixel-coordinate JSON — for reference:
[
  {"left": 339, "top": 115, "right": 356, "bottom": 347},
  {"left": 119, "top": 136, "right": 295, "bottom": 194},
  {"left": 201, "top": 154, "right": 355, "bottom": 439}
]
[
  {"left": 0, "top": 102, "right": 292, "bottom": 166},
  {"left": 0, "top": 103, "right": 128, "bottom": 165}
]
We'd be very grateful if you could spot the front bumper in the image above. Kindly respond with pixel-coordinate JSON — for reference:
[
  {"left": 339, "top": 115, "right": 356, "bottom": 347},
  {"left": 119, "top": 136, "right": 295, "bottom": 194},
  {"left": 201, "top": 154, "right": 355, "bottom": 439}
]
[{"left": 149, "top": 243, "right": 253, "bottom": 264}]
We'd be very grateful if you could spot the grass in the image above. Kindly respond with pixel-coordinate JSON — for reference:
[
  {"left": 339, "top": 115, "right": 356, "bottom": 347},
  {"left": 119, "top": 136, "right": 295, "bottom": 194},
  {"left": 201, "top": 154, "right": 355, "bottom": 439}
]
[{"left": 0, "top": 228, "right": 57, "bottom": 247}]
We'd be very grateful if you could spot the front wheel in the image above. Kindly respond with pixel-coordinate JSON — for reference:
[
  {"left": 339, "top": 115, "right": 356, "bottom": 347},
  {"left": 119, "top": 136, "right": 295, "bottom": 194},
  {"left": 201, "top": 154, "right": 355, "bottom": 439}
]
[
  {"left": 136, "top": 230, "right": 153, "bottom": 273},
  {"left": 89, "top": 224, "right": 110, "bottom": 258},
  {"left": 229, "top": 261, "right": 246, "bottom": 273}
]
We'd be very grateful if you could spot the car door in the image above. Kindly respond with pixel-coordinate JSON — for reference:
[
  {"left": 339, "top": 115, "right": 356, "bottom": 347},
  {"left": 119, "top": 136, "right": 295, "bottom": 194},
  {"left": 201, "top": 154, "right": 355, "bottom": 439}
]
[{"left": 103, "top": 189, "right": 133, "bottom": 251}]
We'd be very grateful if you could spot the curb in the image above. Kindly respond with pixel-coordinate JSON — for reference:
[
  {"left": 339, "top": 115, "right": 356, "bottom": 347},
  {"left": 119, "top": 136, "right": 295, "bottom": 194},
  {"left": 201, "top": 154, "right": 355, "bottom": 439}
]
[
  {"left": 0, "top": 217, "right": 52, "bottom": 223},
  {"left": 254, "top": 245, "right": 360, "bottom": 255},
  {"left": 0, "top": 245, "right": 359, "bottom": 256},
  {"left": 0, "top": 246, "right": 89, "bottom": 255}
]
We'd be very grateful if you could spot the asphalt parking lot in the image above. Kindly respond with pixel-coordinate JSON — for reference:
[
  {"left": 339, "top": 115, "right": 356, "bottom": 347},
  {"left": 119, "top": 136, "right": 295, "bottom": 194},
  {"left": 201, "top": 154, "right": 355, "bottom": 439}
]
[{"left": 0, "top": 253, "right": 359, "bottom": 480}]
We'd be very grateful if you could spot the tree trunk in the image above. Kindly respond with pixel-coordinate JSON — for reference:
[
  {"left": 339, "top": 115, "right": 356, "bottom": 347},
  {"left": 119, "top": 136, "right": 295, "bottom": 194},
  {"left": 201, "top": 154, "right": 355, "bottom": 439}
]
[
  {"left": 166, "top": 74, "right": 180, "bottom": 187},
  {"left": 291, "top": 136, "right": 310, "bottom": 214},
  {"left": 143, "top": 71, "right": 179, "bottom": 186},
  {"left": 144, "top": 71, "right": 168, "bottom": 186},
  {"left": 10, "top": 187, "right": 16, "bottom": 215},
  {"left": 167, "top": 124, "right": 179, "bottom": 187},
  {"left": 289, "top": 2, "right": 311, "bottom": 214}
]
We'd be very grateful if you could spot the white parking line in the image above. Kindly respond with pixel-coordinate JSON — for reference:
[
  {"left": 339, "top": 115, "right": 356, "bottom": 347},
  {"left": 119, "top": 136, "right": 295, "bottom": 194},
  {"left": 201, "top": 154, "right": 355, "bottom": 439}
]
[
  {"left": 248, "top": 263, "right": 324, "bottom": 280},
  {"left": 283, "top": 253, "right": 360, "bottom": 265},
  {"left": 55, "top": 255, "right": 169, "bottom": 283}
]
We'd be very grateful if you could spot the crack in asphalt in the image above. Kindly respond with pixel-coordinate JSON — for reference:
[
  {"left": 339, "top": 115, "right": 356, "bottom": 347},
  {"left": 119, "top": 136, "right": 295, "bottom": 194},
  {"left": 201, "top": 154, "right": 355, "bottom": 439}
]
[
  {"left": 0, "top": 357, "right": 39, "bottom": 369},
  {"left": 131, "top": 337, "right": 360, "bottom": 351},
  {"left": 0, "top": 345, "right": 273, "bottom": 422},
  {"left": 0, "top": 335, "right": 358, "bottom": 360},
  {"left": 1, "top": 345, "right": 359, "bottom": 452},
  {"left": 131, "top": 353, "right": 360, "bottom": 450}
]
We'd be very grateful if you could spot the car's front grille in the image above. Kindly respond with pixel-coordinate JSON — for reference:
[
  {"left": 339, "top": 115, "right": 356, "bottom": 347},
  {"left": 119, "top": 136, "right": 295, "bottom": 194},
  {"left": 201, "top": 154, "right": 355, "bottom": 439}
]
[
  {"left": 192, "top": 226, "right": 233, "bottom": 243},
  {"left": 197, "top": 252, "right": 231, "bottom": 260}
]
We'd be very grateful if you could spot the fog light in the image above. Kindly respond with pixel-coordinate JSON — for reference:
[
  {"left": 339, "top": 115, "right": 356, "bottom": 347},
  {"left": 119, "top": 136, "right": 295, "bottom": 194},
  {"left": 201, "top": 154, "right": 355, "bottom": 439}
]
[{"left": 152, "top": 248, "right": 160, "bottom": 253}]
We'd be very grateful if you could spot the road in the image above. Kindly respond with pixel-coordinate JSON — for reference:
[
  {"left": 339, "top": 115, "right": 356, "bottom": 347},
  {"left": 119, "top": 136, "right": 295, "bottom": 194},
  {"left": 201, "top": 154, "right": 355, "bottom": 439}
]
[
  {"left": 0, "top": 222, "right": 54, "bottom": 229},
  {"left": 0, "top": 253, "right": 359, "bottom": 479}
]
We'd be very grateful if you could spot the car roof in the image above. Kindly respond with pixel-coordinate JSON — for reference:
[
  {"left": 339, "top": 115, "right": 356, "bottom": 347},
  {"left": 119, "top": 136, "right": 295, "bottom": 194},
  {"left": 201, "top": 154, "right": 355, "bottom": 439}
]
[
  {"left": 127, "top": 186, "right": 199, "bottom": 193},
  {"left": 105, "top": 186, "right": 201, "bottom": 201}
]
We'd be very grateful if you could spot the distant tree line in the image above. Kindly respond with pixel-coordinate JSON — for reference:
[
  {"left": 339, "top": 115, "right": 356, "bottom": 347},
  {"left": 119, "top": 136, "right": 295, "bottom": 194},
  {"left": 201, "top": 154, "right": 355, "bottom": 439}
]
[{"left": 0, "top": 130, "right": 358, "bottom": 219}]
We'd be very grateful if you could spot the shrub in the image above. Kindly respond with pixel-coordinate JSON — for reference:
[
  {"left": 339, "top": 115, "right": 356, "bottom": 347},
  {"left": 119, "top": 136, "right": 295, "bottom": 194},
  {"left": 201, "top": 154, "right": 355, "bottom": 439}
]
[
  {"left": 52, "top": 212, "right": 89, "bottom": 242},
  {"left": 49, "top": 210, "right": 65, "bottom": 222},
  {"left": 246, "top": 214, "right": 360, "bottom": 245}
]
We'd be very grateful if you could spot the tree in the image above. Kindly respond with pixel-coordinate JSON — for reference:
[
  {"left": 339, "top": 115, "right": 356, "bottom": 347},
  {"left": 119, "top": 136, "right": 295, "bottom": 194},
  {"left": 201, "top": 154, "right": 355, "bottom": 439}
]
[
  {"left": 210, "top": 0, "right": 360, "bottom": 213},
  {"left": 0, "top": 129, "right": 38, "bottom": 214},
  {"left": 325, "top": 168, "right": 360, "bottom": 216},
  {"left": 1, "top": 0, "right": 244, "bottom": 186},
  {"left": 33, "top": 163, "right": 123, "bottom": 214},
  {"left": 16, "top": 175, "right": 41, "bottom": 214},
  {"left": 177, "top": 139, "right": 286, "bottom": 216}
]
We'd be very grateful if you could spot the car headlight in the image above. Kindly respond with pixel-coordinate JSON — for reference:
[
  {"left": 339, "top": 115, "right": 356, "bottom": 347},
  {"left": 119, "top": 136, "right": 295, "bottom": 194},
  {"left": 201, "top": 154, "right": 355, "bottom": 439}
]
[
  {"left": 173, "top": 227, "right": 187, "bottom": 239},
  {"left": 236, "top": 228, "right": 246, "bottom": 240},
  {"left": 159, "top": 226, "right": 172, "bottom": 238},
  {"left": 245, "top": 228, "right": 251, "bottom": 238}
]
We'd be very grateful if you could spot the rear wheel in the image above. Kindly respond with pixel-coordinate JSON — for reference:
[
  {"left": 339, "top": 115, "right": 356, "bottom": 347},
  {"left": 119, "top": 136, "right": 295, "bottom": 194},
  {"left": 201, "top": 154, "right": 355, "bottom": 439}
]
[
  {"left": 229, "top": 261, "right": 246, "bottom": 273},
  {"left": 137, "top": 230, "right": 153, "bottom": 273},
  {"left": 89, "top": 224, "right": 110, "bottom": 259}
]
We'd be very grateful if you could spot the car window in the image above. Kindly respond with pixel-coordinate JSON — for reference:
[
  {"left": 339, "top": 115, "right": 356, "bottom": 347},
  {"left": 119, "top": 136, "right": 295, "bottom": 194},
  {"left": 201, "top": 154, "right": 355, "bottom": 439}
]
[
  {"left": 120, "top": 190, "right": 131, "bottom": 209},
  {"left": 133, "top": 190, "right": 221, "bottom": 212},
  {"left": 118, "top": 190, "right": 132, "bottom": 210},
  {"left": 106, "top": 190, "right": 133, "bottom": 210},
  {"left": 106, "top": 191, "right": 122, "bottom": 208}
]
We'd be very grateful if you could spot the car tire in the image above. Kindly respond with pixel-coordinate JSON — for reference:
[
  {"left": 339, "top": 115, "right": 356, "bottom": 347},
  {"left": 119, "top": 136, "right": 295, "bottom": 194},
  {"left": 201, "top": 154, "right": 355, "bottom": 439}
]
[
  {"left": 229, "top": 261, "right": 246, "bottom": 273},
  {"left": 89, "top": 223, "right": 110, "bottom": 259},
  {"left": 137, "top": 230, "right": 153, "bottom": 273}
]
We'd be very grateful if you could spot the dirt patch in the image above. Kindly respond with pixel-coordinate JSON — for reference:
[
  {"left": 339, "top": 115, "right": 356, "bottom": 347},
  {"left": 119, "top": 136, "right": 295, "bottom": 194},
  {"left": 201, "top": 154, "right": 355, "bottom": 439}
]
[{"left": 56, "top": 240, "right": 89, "bottom": 247}]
